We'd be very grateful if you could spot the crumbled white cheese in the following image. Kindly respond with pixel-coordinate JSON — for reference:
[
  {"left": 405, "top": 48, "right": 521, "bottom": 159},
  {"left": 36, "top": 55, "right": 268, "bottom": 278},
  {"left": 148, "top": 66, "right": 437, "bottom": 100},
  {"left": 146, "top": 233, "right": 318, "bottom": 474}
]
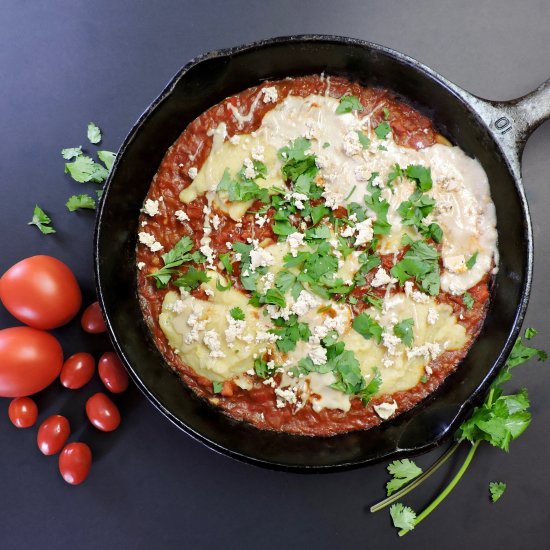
[
  {"left": 354, "top": 218, "right": 374, "bottom": 246},
  {"left": 309, "top": 345, "right": 327, "bottom": 366},
  {"left": 175, "top": 209, "right": 189, "bottom": 222},
  {"left": 371, "top": 267, "right": 397, "bottom": 288},
  {"left": 341, "top": 225, "right": 355, "bottom": 238},
  {"left": 382, "top": 331, "right": 402, "bottom": 356},
  {"left": 143, "top": 199, "right": 160, "bottom": 217},
  {"left": 229, "top": 135, "right": 240, "bottom": 145},
  {"left": 292, "top": 291, "right": 320, "bottom": 316},
  {"left": 255, "top": 213, "right": 268, "bottom": 227},
  {"left": 290, "top": 192, "right": 308, "bottom": 210},
  {"left": 249, "top": 246, "right": 274, "bottom": 271},
  {"left": 342, "top": 130, "right": 362, "bottom": 157},
  {"left": 138, "top": 232, "right": 163, "bottom": 252},
  {"left": 407, "top": 342, "right": 443, "bottom": 361},
  {"left": 374, "top": 400, "right": 398, "bottom": 420},
  {"left": 322, "top": 188, "right": 343, "bottom": 210},
  {"left": 188, "top": 167, "right": 198, "bottom": 180},
  {"left": 259, "top": 271, "right": 275, "bottom": 293},
  {"left": 286, "top": 232, "right": 305, "bottom": 257},
  {"left": 242, "top": 157, "right": 256, "bottom": 179},
  {"left": 427, "top": 307, "right": 439, "bottom": 325},
  {"left": 211, "top": 214, "right": 221, "bottom": 230},
  {"left": 137, "top": 262, "right": 145, "bottom": 270},
  {"left": 261, "top": 86, "right": 278, "bottom": 104},
  {"left": 275, "top": 387, "right": 298, "bottom": 408},
  {"left": 251, "top": 145, "right": 265, "bottom": 162},
  {"left": 203, "top": 330, "right": 225, "bottom": 359}
]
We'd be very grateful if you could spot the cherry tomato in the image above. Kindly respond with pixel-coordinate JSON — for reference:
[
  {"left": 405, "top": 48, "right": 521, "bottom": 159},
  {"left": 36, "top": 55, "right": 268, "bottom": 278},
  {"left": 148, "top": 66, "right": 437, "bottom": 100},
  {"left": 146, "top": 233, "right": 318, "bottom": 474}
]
[
  {"left": 86, "top": 392, "right": 120, "bottom": 432},
  {"left": 0, "top": 327, "right": 63, "bottom": 397},
  {"left": 59, "top": 442, "right": 92, "bottom": 485},
  {"left": 8, "top": 397, "right": 38, "bottom": 428},
  {"left": 81, "top": 301, "right": 107, "bottom": 334},
  {"left": 0, "top": 255, "right": 81, "bottom": 330},
  {"left": 37, "top": 415, "right": 71, "bottom": 455},
  {"left": 60, "top": 352, "right": 95, "bottom": 390},
  {"left": 98, "top": 352, "right": 129, "bottom": 393}
]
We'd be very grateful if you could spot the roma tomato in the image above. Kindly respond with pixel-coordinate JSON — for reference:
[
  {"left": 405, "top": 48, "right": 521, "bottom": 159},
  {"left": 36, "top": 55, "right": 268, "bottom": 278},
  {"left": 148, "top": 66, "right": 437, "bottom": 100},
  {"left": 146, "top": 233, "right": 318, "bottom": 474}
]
[
  {"left": 0, "top": 255, "right": 81, "bottom": 330},
  {"left": 59, "top": 442, "right": 92, "bottom": 485},
  {"left": 0, "top": 327, "right": 63, "bottom": 397},
  {"left": 60, "top": 352, "right": 95, "bottom": 390},
  {"left": 86, "top": 392, "right": 120, "bottom": 432},
  {"left": 37, "top": 415, "right": 70, "bottom": 455},
  {"left": 98, "top": 352, "right": 129, "bottom": 393},
  {"left": 8, "top": 397, "right": 38, "bottom": 428},
  {"left": 81, "top": 301, "right": 106, "bottom": 334}
]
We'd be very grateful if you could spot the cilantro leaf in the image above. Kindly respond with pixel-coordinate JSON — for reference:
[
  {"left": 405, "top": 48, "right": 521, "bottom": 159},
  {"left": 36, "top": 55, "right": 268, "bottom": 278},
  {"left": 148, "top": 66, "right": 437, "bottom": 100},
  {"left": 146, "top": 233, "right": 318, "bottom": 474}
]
[
  {"left": 386, "top": 459, "right": 423, "bottom": 496},
  {"left": 254, "top": 357, "right": 277, "bottom": 379},
  {"left": 364, "top": 182, "right": 391, "bottom": 235},
  {"left": 212, "top": 381, "right": 223, "bottom": 393},
  {"left": 352, "top": 312, "right": 383, "bottom": 343},
  {"left": 97, "top": 150, "right": 116, "bottom": 171},
  {"left": 87, "top": 122, "right": 102, "bottom": 144},
  {"left": 250, "top": 288, "right": 287, "bottom": 308},
  {"left": 391, "top": 239, "right": 440, "bottom": 295},
  {"left": 405, "top": 165, "right": 432, "bottom": 191},
  {"left": 363, "top": 292, "right": 384, "bottom": 310},
  {"left": 219, "top": 252, "right": 233, "bottom": 274},
  {"left": 229, "top": 307, "right": 245, "bottom": 321},
  {"left": 525, "top": 327, "right": 537, "bottom": 340},
  {"left": 390, "top": 503, "right": 416, "bottom": 531},
  {"left": 358, "top": 367, "right": 382, "bottom": 405},
  {"left": 274, "top": 270, "right": 296, "bottom": 293},
  {"left": 65, "top": 155, "right": 108, "bottom": 183},
  {"left": 269, "top": 315, "right": 310, "bottom": 352},
  {"left": 463, "top": 291, "right": 474, "bottom": 310},
  {"left": 28, "top": 205, "right": 56, "bottom": 234},
  {"left": 335, "top": 95, "right": 364, "bottom": 114},
  {"left": 66, "top": 194, "right": 96, "bottom": 212},
  {"left": 374, "top": 122, "right": 391, "bottom": 139},
  {"left": 310, "top": 204, "right": 330, "bottom": 225},
  {"left": 489, "top": 481, "right": 506, "bottom": 502},
  {"left": 466, "top": 251, "right": 478, "bottom": 270},
  {"left": 383, "top": 107, "right": 391, "bottom": 120},
  {"left": 173, "top": 267, "right": 210, "bottom": 291},
  {"left": 393, "top": 318, "right": 414, "bottom": 347},
  {"left": 356, "top": 131, "right": 371, "bottom": 149},
  {"left": 61, "top": 146, "right": 82, "bottom": 160},
  {"left": 217, "top": 167, "right": 268, "bottom": 203}
]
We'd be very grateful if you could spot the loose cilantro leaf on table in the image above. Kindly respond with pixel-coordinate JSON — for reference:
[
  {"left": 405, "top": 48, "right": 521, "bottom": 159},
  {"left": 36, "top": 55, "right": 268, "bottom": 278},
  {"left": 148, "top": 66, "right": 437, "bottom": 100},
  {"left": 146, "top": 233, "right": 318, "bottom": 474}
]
[
  {"left": 525, "top": 327, "right": 537, "bottom": 339},
  {"left": 97, "top": 150, "right": 116, "bottom": 171},
  {"left": 393, "top": 318, "right": 414, "bottom": 348},
  {"left": 28, "top": 205, "right": 56, "bottom": 234},
  {"left": 352, "top": 312, "right": 383, "bottom": 343},
  {"left": 65, "top": 154, "right": 108, "bottom": 183},
  {"left": 66, "top": 194, "right": 96, "bottom": 212},
  {"left": 374, "top": 122, "right": 391, "bottom": 139},
  {"left": 386, "top": 460, "right": 423, "bottom": 496},
  {"left": 489, "top": 481, "right": 506, "bottom": 502},
  {"left": 336, "top": 95, "right": 364, "bottom": 114},
  {"left": 61, "top": 146, "right": 82, "bottom": 160},
  {"left": 229, "top": 307, "right": 245, "bottom": 321},
  {"left": 87, "top": 122, "right": 102, "bottom": 144},
  {"left": 390, "top": 503, "right": 416, "bottom": 531}
]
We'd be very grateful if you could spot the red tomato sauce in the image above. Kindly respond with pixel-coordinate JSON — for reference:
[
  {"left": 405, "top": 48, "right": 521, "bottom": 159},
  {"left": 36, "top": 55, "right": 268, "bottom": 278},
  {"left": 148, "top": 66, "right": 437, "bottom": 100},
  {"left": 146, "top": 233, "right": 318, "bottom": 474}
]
[{"left": 136, "top": 75, "right": 491, "bottom": 436}]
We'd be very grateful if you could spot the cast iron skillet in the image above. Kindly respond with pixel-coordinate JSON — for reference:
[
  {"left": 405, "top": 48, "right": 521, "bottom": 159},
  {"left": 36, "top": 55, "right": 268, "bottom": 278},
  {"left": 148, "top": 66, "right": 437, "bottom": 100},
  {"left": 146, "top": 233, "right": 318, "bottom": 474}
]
[{"left": 94, "top": 35, "right": 550, "bottom": 471}]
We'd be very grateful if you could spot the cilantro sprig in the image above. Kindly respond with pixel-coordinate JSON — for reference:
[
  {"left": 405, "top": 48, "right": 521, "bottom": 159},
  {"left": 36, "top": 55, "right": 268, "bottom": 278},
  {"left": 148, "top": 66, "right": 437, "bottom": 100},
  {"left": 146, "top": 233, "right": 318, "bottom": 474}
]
[
  {"left": 28, "top": 205, "right": 56, "bottom": 234},
  {"left": 371, "top": 329, "right": 546, "bottom": 536}
]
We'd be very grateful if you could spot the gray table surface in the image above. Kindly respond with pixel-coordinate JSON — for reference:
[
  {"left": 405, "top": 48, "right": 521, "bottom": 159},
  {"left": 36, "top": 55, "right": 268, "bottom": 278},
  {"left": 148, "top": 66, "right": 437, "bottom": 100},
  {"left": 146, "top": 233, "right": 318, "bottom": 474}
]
[{"left": 1, "top": 1, "right": 549, "bottom": 548}]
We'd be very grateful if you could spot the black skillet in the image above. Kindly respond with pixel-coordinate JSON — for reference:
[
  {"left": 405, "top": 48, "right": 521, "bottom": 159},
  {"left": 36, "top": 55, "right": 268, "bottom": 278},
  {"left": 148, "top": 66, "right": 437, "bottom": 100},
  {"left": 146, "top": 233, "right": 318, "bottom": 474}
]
[{"left": 94, "top": 35, "right": 550, "bottom": 471}]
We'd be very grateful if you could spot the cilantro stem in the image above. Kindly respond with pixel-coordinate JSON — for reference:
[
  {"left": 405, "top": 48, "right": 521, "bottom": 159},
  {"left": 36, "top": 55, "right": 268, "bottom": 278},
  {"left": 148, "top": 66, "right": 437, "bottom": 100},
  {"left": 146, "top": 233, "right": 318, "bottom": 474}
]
[
  {"left": 370, "top": 441, "right": 462, "bottom": 513},
  {"left": 398, "top": 440, "right": 481, "bottom": 536}
]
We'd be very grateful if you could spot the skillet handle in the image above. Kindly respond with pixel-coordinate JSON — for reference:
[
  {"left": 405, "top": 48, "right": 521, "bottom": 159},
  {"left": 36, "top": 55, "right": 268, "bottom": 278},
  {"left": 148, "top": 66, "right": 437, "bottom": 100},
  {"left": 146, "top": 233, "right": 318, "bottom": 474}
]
[{"left": 475, "top": 78, "right": 550, "bottom": 179}]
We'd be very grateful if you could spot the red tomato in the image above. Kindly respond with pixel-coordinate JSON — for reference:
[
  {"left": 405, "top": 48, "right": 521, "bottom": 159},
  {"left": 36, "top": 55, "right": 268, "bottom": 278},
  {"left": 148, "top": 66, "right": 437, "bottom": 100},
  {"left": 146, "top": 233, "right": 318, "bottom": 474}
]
[
  {"left": 0, "top": 255, "right": 81, "bottom": 330},
  {"left": 59, "top": 442, "right": 92, "bottom": 485},
  {"left": 98, "top": 352, "right": 129, "bottom": 393},
  {"left": 60, "top": 352, "right": 95, "bottom": 390},
  {"left": 81, "top": 301, "right": 107, "bottom": 334},
  {"left": 0, "top": 327, "right": 63, "bottom": 397},
  {"left": 37, "top": 415, "right": 71, "bottom": 455},
  {"left": 86, "top": 392, "right": 120, "bottom": 432},
  {"left": 8, "top": 397, "right": 38, "bottom": 428}
]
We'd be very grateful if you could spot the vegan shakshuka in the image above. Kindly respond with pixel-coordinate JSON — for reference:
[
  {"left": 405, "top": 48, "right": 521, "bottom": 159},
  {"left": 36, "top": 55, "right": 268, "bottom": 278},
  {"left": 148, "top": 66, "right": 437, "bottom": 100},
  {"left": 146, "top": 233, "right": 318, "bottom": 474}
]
[{"left": 136, "top": 75, "right": 497, "bottom": 436}]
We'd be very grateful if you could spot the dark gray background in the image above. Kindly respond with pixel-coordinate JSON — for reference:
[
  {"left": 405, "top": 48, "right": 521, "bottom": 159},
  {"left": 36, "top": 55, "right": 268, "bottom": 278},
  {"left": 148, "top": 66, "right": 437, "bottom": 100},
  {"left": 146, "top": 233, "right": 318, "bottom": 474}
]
[{"left": 1, "top": 1, "right": 549, "bottom": 548}]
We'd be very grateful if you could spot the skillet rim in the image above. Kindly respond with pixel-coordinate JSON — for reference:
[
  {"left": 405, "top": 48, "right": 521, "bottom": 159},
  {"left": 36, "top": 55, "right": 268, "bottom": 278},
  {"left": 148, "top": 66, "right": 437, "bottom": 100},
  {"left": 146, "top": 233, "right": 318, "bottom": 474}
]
[{"left": 94, "top": 34, "right": 533, "bottom": 471}]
